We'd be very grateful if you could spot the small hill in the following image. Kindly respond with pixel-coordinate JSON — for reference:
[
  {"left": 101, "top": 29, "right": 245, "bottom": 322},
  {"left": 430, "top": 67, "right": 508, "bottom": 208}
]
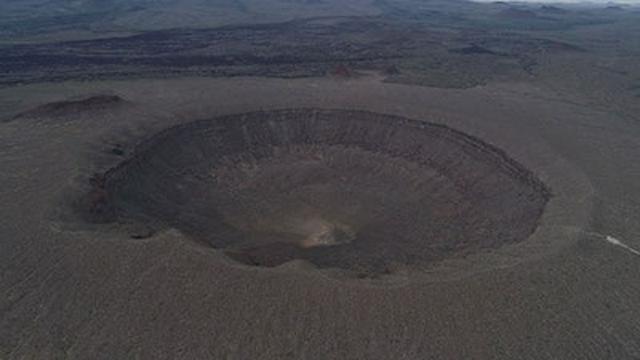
[
  {"left": 9, "top": 95, "right": 126, "bottom": 121},
  {"left": 539, "top": 5, "right": 568, "bottom": 15},
  {"left": 449, "top": 44, "right": 498, "bottom": 56}
]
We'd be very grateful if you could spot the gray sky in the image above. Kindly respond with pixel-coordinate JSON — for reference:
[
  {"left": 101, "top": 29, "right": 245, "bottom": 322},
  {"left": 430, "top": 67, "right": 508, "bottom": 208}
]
[{"left": 472, "top": 0, "right": 640, "bottom": 4}]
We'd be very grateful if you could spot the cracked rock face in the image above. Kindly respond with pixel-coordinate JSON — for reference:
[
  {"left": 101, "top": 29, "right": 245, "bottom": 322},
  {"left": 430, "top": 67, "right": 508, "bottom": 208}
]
[{"left": 101, "top": 109, "right": 550, "bottom": 277}]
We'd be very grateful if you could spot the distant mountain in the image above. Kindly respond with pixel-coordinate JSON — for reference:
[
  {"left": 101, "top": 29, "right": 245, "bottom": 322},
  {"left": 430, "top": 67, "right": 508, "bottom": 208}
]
[
  {"left": 497, "top": 7, "right": 540, "bottom": 20},
  {"left": 539, "top": 5, "right": 568, "bottom": 15}
]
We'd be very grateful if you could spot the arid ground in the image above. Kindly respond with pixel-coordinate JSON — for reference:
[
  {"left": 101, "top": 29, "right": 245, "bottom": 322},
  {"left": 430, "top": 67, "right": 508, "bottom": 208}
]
[{"left": 1, "top": 0, "right": 640, "bottom": 359}]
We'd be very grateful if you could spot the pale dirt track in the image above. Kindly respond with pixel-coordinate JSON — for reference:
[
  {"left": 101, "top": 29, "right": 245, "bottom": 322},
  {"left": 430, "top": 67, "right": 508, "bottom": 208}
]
[{"left": 1, "top": 75, "right": 640, "bottom": 359}]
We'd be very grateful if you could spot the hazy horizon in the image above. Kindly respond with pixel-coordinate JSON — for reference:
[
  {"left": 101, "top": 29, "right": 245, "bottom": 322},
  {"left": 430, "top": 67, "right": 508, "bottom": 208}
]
[{"left": 471, "top": 0, "right": 640, "bottom": 4}]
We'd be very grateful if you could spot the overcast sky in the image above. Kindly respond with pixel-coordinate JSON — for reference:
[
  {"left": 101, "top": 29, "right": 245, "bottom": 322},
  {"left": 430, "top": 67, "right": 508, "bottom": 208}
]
[{"left": 472, "top": 0, "right": 640, "bottom": 4}]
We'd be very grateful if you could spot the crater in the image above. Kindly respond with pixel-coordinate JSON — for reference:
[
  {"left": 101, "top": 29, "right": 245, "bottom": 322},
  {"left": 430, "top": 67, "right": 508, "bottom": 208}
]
[{"left": 99, "top": 109, "right": 550, "bottom": 277}]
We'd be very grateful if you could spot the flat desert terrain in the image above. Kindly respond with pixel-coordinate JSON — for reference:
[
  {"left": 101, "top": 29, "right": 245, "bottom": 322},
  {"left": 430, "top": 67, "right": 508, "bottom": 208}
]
[{"left": 1, "top": 0, "right": 640, "bottom": 358}]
